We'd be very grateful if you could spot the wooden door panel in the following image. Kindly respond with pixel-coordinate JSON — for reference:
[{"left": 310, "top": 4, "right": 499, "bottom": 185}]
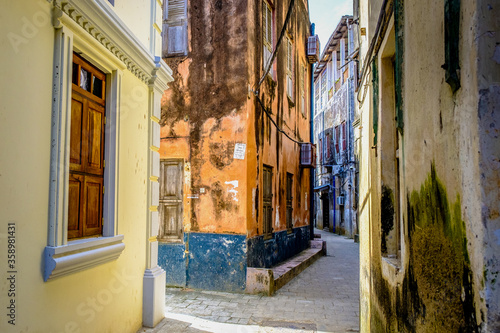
[
  {"left": 83, "top": 175, "right": 103, "bottom": 237},
  {"left": 159, "top": 202, "right": 182, "bottom": 239},
  {"left": 263, "top": 206, "right": 272, "bottom": 235},
  {"left": 86, "top": 102, "right": 104, "bottom": 175},
  {"left": 160, "top": 162, "right": 182, "bottom": 200},
  {"left": 68, "top": 173, "right": 84, "bottom": 239},
  {"left": 159, "top": 160, "right": 183, "bottom": 241},
  {"left": 70, "top": 95, "right": 85, "bottom": 172}
]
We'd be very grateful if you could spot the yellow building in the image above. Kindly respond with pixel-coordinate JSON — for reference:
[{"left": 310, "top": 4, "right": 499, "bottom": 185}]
[
  {"left": 355, "top": 0, "right": 500, "bottom": 331},
  {"left": 0, "top": 0, "right": 172, "bottom": 331}
]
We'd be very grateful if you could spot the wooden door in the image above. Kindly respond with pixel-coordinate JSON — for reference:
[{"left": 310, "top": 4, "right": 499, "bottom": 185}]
[
  {"left": 286, "top": 173, "right": 293, "bottom": 231},
  {"left": 263, "top": 166, "right": 273, "bottom": 236},
  {"left": 68, "top": 53, "right": 106, "bottom": 239},
  {"left": 159, "top": 160, "right": 183, "bottom": 241}
]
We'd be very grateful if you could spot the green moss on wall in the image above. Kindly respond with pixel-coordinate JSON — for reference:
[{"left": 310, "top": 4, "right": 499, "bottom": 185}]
[
  {"left": 370, "top": 164, "right": 479, "bottom": 332},
  {"left": 406, "top": 164, "right": 478, "bottom": 332}
]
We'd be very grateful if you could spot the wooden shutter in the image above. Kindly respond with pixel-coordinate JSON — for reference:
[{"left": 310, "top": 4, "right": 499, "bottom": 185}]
[
  {"left": 286, "top": 173, "right": 293, "bottom": 230},
  {"left": 263, "top": 166, "right": 273, "bottom": 235},
  {"left": 300, "top": 64, "right": 305, "bottom": 114},
  {"left": 286, "top": 38, "right": 293, "bottom": 98},
  {"left": 335, "top": 126, "right": 340, "bottom": 154},
  {"left": 342, "top": 122, "right": 346, "bottom": 152},
  {"left": 163, "top": 0, "right": 187, "bottom": 57},
  {"left": 68, "top": 53, "right": 105, "bottom": 239},
  {"left": 263, "top": 1, "right": 273, "bottom": 75},
  {"left": 265, "top": 3, "right": 272, "bottom": 47},
  {"left": 159, "top": 160, "right": 183, "bottom": 241}
]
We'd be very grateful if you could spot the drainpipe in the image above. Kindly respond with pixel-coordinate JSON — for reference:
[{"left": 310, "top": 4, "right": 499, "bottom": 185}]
[{"left": 309, "top": 23, "right": 315, "bottom": 241}]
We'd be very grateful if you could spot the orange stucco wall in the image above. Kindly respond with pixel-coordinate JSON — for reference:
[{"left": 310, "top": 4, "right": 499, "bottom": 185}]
[{"left": 160, "top": 0, "right": 311, "bottom": 238}]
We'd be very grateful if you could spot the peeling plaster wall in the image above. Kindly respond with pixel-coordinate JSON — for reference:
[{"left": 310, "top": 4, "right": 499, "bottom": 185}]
[
  {"left": 357, "top": 0, "right": 500, "bottom": 331},
  {"left": 161, "top": 0, "right": 249, "bottom": 235},
  {"left": 245, "top": 0, "right": 312, "bottom": 266}
]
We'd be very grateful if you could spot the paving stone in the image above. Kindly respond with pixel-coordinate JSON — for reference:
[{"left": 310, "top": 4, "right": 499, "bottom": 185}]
[{"left": 139, "top": 229, "right": 359, "bottom": 333}]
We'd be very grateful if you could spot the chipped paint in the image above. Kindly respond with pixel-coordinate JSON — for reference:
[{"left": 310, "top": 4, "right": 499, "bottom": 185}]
[{"left": 224, "top": 180, "right": 239, "bottom": 202}]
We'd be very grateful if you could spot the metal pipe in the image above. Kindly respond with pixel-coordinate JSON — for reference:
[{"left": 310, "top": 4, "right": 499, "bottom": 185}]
[{"left": 309, "top": 22, "right": 316, "bottom": 240}]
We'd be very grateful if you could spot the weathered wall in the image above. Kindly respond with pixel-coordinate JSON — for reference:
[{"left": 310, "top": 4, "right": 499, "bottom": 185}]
[
  {"left": 159, "top": 0, "right": 250, "bottom": 291},
  {"left": 161, "top": 0, "right": 249, "bottom": 235},
  {"left": 159, "top": 0, "right": 312, "bottom": 289},
  {"left": 246, "top": 0, "right": 312, "bottom": 266},
  {"left": 357, "top": 0, "right": 500, "bottom": 331}
]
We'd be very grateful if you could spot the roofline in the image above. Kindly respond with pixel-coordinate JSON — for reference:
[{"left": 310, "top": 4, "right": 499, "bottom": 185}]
[{"left": 313, "top": 15, "right": 354, "bottom": 80}]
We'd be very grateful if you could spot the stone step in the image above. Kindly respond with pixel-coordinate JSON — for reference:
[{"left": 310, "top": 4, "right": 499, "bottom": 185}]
[{"left": 246, "top": 240, "right": 326, "bottom": 296}]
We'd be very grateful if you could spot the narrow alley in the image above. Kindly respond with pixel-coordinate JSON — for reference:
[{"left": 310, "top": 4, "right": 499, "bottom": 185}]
[
  {"left": 141, "top": 229, "right": 359, "bottom": 333},
  {"left": 2, "top": 0, "right": 498, "bottom": 332}
]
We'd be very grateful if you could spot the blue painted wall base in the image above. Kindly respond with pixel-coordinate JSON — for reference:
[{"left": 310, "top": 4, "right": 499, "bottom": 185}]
[
  {"left": 247, "top": 226, "right": 310, "bottom": 268},
  {"left": 158, "top": 232, "right": 247, "bottom": 292},
  {"left": 158, "top": 227, "right": 310, "bottom": 291}
]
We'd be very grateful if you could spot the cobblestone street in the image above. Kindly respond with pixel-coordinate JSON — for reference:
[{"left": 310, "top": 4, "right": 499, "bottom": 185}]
[{"left": 140, "top": 229, "right": 359, "bottom": 333}]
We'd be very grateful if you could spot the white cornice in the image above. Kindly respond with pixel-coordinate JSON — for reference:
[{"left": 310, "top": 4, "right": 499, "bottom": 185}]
[{"left": 52, "top": 0, "right": 173, "bottom": 86}]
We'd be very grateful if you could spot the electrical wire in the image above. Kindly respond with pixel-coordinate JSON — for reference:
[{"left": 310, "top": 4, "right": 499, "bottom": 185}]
[
  {"left": 252, "top": 0, "right": 311, "bottom": 146},
  {"left": 256, "top": 93, "right": 307, "bottom": 145}
]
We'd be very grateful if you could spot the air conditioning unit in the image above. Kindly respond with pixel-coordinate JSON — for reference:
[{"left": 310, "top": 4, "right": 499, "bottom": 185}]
[
  {"left": 307, "top": 35, "right": 320, "bottom": 64},
  {"left": 337, "top": 196, "right": 345, "bottom": 206},
  {"left": 300, "top": 143, "right": 316, "bottom": 168}
]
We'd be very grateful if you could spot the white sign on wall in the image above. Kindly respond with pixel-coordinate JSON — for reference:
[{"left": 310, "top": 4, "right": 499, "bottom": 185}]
[{"left": 233, "top": 143, "right": 246, "bottom": 160}]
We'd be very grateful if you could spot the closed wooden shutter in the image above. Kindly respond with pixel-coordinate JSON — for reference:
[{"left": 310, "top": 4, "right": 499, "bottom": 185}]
[
  {"left": 342, "top": 122, "right": 346, "bottom": 152},
  {"left": 163, "top": 0, "right": 187, "bottom": 57},
  {"left": 286, "top": 173, "right": 293, "bottom": 231},
  {"left": 159, "top": 160, "right": 183, "bottom": 241},
  {"left": 286, "top": 38, "right": 293, "bottom": 98},
  {"left": 263, "top": 1, "right": 273, "bottom": 75},
  {"left": 335, "top": 125, "right": 340, "bottom": 154},
  {"left": 300, "top": 64, "right": 305, "bottom": 115},
  {"left": 263, "top": 166, "right": 273, "bottom": 236},
  {"left": 68, "top": 53, "right": 105, "bottom": 239}
]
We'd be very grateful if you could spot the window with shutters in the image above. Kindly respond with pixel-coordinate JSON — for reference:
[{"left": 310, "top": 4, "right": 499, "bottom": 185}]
[
  {"left": 69, "top": 53, "right": 106, "bottom": 239},
  {"left": 159, "top": 159, "right": 183, "bottom": 242},
  {"left": 341, "top": 122, "right": 346, "bottom": 152},
  {"left": 263, "top": 165, "right": 273, "bottom": 238},
  {"left": 314, "top": 79, "right": 320, "bottom": 114},
  {"left": 320, "top": 71, "right": 327, "bottom": 108},
  {"left": 300, "top": 63, "right": 306, "bottom": 116},
  {"left": 286, "top": 173, "right": 293, "bottom": 232},
  {"left": 162, "top": 0, "right": 188, "bottom": 57},
  {"left": 325, "top": 129, "right": 332, "bottom": 162},
  {"left": 263, "top": 1, "right": 274, "bottom": 76},
  {"left": 286, "top": 36, "right": 294, "bottom": 99},
  {"left": 335, "top": 125, "right": 340, "bottom": 154},
  {"left": 44, "top": 40, "right": 123, "bottom": 281}
]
